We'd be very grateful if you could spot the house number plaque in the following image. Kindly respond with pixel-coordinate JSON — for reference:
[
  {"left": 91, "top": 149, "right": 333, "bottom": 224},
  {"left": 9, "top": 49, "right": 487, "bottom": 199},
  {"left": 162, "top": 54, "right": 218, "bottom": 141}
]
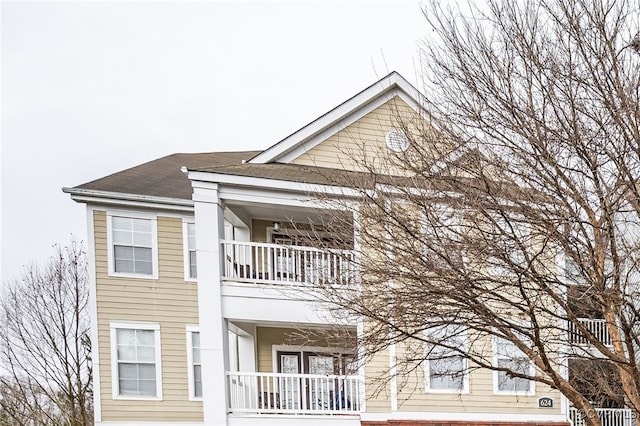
[{"left": 538, "top": 397, "right": 553, "bottom": 408}]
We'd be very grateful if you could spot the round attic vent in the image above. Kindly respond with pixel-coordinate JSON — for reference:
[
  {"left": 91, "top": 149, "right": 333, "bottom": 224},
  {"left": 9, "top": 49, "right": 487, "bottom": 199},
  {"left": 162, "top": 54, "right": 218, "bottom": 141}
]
[{"left": 385, "top": 130, "right": 409, "bottom": 152}]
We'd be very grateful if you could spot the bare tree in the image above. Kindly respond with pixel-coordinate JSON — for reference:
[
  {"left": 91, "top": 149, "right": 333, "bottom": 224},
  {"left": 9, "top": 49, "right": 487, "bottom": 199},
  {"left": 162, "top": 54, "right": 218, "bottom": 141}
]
[
  {"left": 306, "top": 0, "right": 640, "bottom": 425},
  {"left": 0, "top": 241, "right": 92, "bottom": 425}
]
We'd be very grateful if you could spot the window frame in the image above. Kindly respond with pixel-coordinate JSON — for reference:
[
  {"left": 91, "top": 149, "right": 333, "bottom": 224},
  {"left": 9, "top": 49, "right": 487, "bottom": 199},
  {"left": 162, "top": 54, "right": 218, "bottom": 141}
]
[
  {"left": 110, "top": 321, "right": 163, "bottom": 401},
  {"left": 183, "top": 220, "right": 197, "bottom": 282},
  {"left": 492, "top": 336, "right": 535, "bottom": 395},
  {"left": 423, "top": 324, "right": 469, "bottom": 394},
  {"left": 186, "top": 325, "right": 202, "bottom": 401},
  {"left": 106, "top": 211, "right": 159, "bottom": 279},
  {"left": 485, "top": 214, "right": 530, "bottom": 277}
]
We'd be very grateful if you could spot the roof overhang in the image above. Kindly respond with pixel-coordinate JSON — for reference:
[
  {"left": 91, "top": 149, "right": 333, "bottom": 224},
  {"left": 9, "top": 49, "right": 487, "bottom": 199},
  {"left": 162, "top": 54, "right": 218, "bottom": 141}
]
[{"left": 62, "top": 187, "right": 194, "bottom": 212}]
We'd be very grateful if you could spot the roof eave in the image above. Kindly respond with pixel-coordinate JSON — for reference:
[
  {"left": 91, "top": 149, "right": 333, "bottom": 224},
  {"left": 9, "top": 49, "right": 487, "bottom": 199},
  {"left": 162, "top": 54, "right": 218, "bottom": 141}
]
[{"left": 62, "top": 187, "right": 194, "bottom": 211}]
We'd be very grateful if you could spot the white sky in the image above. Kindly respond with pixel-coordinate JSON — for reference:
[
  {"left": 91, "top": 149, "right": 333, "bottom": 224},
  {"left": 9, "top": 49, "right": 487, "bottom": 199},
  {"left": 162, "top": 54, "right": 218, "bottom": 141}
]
[{"left": 1, "top": 1, "right": 427, "bottom": 282}]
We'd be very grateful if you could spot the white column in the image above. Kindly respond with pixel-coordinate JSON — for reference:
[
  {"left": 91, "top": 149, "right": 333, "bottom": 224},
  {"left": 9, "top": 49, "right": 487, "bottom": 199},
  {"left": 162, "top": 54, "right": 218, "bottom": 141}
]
[
  {"left": 238, "top": 330, "right": 256, "bottom": 372},
  {"left": 193, "top": 182, "right": 230, "bottom": 425}
]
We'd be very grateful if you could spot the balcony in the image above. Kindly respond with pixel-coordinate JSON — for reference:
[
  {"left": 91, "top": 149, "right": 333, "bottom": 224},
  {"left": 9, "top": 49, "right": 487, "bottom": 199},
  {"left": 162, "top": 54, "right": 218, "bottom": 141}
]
[
  {"left": 227, "top": 371, "right": 362, "bottom": 415},
  {"left": 222, "top": 240, "right": 354, "bottom": 286},
  {"left": 569, "top": 408, "right": 636, "bottom": 426},
  {"left": 568, "top": 318, "right": 612, "bottom": 347}
]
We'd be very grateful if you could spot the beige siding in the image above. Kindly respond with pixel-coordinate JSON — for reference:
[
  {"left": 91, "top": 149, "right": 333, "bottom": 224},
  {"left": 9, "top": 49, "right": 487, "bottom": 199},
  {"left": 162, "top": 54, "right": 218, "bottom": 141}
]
[
  {"left": 363, "top": 349, "right": 392, "bottom": 413},
  {"left": 373, "top": 335, "right": 563, "bottom": 415},
  {"left": 291, "top": 97, "right": 427, "bottom": 174},
  {"left": 94, "top": 210, "right": 202, "bottom": 421},
  {"left": 256, "top": 327, "right": 322, "bottom": 373},
  {"left": 256, "top": 327, "right": 354, "bottom": 373},
  {"left": 257, "top": 327, "right": 289, "bottom": 372}
]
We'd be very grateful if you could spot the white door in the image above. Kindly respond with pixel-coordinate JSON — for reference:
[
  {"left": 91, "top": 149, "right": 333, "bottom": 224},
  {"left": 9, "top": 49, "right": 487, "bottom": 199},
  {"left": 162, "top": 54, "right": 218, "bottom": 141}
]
[
  {"left": 307, "top": 355, "right": 335, "bottom": 410},
  {"left": 278, "top": 352, "right": 302, "bottom": 410}
]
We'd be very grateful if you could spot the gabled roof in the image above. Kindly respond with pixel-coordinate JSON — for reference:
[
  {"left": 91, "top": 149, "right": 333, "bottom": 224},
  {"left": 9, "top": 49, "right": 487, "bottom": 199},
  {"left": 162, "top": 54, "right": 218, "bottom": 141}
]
[
  {"left": 65, "top": 72, "right": 433, "bottom": 205},
  {"left": 248, "top": 71, "right": 425, "bottom": 164}
]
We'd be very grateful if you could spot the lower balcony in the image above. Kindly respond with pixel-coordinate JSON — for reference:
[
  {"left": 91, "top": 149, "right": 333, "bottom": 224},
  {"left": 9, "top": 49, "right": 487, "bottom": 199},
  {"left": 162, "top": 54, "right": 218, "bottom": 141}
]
[
  {"left": 227, "top": 371, "right": 362, "bottom": 416},
  {"left": 569, "top": 407, "right": 636, "bottom": 426}
]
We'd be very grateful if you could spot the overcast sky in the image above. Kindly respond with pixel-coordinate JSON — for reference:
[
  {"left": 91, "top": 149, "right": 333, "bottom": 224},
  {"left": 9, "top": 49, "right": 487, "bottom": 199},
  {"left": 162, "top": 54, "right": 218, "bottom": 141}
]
[{"left": 1, "top": 1, "right": 427, "bottom": 282}]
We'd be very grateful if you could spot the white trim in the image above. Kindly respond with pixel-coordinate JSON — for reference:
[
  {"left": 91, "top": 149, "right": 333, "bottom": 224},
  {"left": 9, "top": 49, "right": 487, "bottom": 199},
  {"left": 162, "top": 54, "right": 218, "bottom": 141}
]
[
  {"left": 249, "top": 72, "right": 425, "bottom": 164},
  {"left": 182, "top": 219, "right": 197, "bottom": 282},
  {"left": 188, "top": 170, "right": 363, "bottom": 197},
  {"left": 384, "top": 199, "right": 398, "bottom": 411},
  {"left": 277, "top": 90, "right": 420, "bottom": 164},
  {"left": 423, "top": 326, "right": 469, "bottom": 394},
  {"left": 228, "top": 418, "right": 360, "bottom": 426},
  {"left": 106, "top": 210, "right": 159, "bottom": 280},
  {"left": 86, "top": 206, "right": 102, "bottom": 422},
  {"left": 185, "top": 325, "right": 202, "bottom": 401},
  {"left": 353, "top": 209, "right": 366, "bottom": 413},
  {"left": 271, "top": 345, "right": 355, "bottom": 374},
  {"left": 110, "top": 321, "right": 163, "bottom": 401},
  {"left": 63, "top": 187, "right": 194, "bottom": 211},
  {"left": 360, "top": 411, "right": 566, "bottom": 422},
  {"left": 95, "top": 423, "right": 204, "bottom": 426},
  {"left": 492, "top": 335, "right": 536, "bottom": 396}
]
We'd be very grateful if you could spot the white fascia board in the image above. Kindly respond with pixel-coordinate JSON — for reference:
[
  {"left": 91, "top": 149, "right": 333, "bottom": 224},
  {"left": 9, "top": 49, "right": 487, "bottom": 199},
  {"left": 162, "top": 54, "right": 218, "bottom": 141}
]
[
  {"left": 219, "top": 187, "right": 327, "bottom": 209},
  {"left": 276, "top": 90, "right": 422, "bottom": 164},
  {"left": 360, "top": 412, "right": 566, "bottom": 422},
  {"left": 249, "top": 72, "right": 425, "bottom": 164},
  {"left": 218, "top": 187, "right": 356, "bottom": 213},
  {"left": 63, "top": 188, "right": 194, "bottom": 212},
  {"left": 427, "top": 143, "right": 474, "bottom": 174},
  {"left": 85, "top": 206, "right": 102, "bottom": 422},
  {"left": 188, "top": 171, "right": 362, "bottom": 198}
]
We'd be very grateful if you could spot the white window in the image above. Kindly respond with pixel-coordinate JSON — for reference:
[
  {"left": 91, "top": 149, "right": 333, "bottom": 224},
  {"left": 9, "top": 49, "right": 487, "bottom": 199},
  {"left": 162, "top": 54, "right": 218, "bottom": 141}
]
[
  {"left": 424, "top": 324, "right": 468, "bottom": 393},
  {"left": 186, "top": 326, "right": 202, "bottom": 400},
  {"left": 421, "top": 207, "right": 466, "bottom": 269},
  {"left": 110, "top": 322, "right": 162, "bottom": 400},
  {"left": 107, "top": 213, "right": 158, "bottom": 278},
  {"left": 485, "top": 215, "right": 530, "bottom": 276},
  {"left": 183, "top": 221, "right": 197, "bottom": 280},
  {"left": 494, "top": 337, "right": 534, "bottom": 394}
]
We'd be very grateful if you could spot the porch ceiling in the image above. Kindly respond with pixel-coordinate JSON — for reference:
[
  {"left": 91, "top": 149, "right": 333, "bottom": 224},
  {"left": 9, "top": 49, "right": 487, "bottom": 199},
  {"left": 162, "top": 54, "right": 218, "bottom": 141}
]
[{"left": 226, "top": 201, "right": 351, "bottom": 226}]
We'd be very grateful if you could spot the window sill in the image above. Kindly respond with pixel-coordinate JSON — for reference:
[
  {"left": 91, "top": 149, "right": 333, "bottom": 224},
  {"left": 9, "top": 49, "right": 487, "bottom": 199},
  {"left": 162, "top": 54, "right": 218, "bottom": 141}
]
[
  {"left": 425, "top": 388, "right": 469, "bottom": 394},
  {"left": 493, "top": 389, "right": 535, "bottom": 396},
  {"left": 109, "top": 271, "right": 158, "bottom": 280},
  {"left": 113, "top": 395, "right": 163, "bottom": 401}
]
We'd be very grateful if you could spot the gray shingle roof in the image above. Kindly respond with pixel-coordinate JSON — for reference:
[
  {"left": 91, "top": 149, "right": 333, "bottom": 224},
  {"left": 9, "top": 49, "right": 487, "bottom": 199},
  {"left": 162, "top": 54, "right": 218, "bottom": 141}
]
[
  {"left": 74, "top": 151, "right": 260, "bottom": 200},
  {"left": 70, "top": 150, "right": 381, "bottom": 201},
  {"left": 70, "top": 149, "right": 499, "bottom": 203}
]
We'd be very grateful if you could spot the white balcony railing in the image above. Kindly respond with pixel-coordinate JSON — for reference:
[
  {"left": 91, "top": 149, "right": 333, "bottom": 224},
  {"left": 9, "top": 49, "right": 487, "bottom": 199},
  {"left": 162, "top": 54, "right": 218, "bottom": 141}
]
[
  {"left": 568, "top": 318, "right": 612, "bottom": 346},
  {"left": 569, "top": 408, "right": 636, "bottom": 426},
  {"left": 222, "top": 240, "right": 354, "bottom": 286},
  {"left": 227, "top": 371, "right": 361, "bottom": 415}
]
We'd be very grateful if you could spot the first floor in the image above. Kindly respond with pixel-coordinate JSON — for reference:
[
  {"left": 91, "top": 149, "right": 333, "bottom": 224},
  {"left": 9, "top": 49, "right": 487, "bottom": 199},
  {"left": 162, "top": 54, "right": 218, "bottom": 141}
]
[{"left": 93, "top": 315, "right": 594, "bottom": 426}]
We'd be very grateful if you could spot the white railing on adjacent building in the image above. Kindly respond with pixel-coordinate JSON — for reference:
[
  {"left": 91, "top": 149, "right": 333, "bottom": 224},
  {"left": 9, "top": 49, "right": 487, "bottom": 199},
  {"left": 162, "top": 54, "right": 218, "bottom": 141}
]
[
  {"left": 227, "top": 371, "right": 361, "bottom": 415},
  {"left": 569, "top": 408, "right": 636, "bottom": 426},
  {"left": 222, "top": 240, "right": 354, "bottom": 286},
  {"left": 568, "top": 318, "right": 612, "bottom": 346}
]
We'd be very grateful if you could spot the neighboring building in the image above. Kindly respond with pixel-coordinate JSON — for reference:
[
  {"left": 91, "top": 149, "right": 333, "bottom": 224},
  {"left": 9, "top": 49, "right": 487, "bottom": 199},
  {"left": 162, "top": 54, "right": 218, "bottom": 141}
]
[{"left": 66, "top": 72, "right": 585, "bottom": 426}]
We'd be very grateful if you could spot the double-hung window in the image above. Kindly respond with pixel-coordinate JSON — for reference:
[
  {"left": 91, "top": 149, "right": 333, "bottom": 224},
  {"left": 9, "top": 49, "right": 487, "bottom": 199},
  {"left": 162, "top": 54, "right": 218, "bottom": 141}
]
[
  {"left": 108, "top": 213, "right": 158, "bottom": 278},
  {"left": 424, "top": 324, "right": 468, "bottom": 392},
  {"left": 183, "top": 221, "right": 197, "bottom": 280},
  {"left": 494, "top": 337, "right": 534, "bottom": 394},
  {"left": 485, "top": 214, "right": 530, "bottom": 277},
  {"left": 111, "top": 322, "right": 162, "bottom": 400},
  {"left": 186, "top": 326, "right": 202, "bottom": 399}
]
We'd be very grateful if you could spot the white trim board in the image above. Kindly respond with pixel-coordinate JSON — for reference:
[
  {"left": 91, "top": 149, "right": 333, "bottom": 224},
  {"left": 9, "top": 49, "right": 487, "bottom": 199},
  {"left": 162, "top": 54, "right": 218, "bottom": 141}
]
[
  {"left": 360, "top": 412, "right": 565, "bottom": 422},
  {"left": 249, "top": 72, "right": 425, "bottom": 164}
]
